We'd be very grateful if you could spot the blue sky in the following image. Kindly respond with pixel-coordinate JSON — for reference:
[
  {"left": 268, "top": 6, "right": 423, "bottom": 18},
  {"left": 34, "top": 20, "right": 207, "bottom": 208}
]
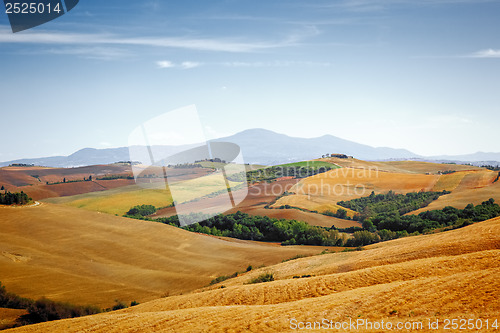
[{"left": 1, "top": 0, "right": 499, "bottom": 161}]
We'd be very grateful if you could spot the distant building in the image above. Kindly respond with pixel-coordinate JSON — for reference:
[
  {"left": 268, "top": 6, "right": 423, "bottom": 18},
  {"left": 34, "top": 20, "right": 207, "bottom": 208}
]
[{"left": 330, "top": 154, "right": 352, "bottom": 159}]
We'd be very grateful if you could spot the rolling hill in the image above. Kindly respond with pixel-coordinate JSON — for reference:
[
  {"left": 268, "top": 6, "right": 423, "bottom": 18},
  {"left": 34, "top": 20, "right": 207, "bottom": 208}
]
[
  {"left": 2, "top": 157, "right": 500, "bottom": 332},
  {"left": 0, "top": 203, "right": 338, "bottom": 308},
  {"left": 5, "top": 214, "right": 500, "bottom": 332},
  {"left": 274, "top": 158, "right": 500, "bottom": 215}
]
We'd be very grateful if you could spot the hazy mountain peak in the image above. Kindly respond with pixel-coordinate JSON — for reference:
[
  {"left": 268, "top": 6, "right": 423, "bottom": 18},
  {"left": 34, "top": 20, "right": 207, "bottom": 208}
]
[{"left": 1, "top": 128, "right": 499, "bottom": 167}]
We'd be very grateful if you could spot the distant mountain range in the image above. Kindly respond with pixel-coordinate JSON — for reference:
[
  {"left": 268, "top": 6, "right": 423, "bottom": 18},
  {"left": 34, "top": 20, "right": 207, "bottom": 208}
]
[
  {"left": 1, "top": 128, "right": 499, "bottom": 167},
  {"left": 211, "top": 129, "right": 418, "bottom": 164}
]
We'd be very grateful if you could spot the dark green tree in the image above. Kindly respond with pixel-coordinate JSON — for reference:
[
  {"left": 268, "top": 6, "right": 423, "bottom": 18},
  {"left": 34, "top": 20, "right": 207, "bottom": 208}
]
[
  {"left": 334, "top": 208, "right": 348, "bottom": 219},
  {"left": 126, "top": 205, "right": 157, "bottom": 217}
]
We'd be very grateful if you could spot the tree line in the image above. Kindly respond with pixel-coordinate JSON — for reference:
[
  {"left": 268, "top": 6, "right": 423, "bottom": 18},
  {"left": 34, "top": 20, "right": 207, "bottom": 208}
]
[
  {"left": 337, "top": 190, "right": 450, "bottom": 221},
  {"left": 139, "top": 211, "right": 348, "bottom": 246},
  {"left": 0, "top": 191, "right": 31, "bottom": 205},
  {"left": 124, "top": 195, "right": 500, "bottom": 248},
  {"left": 365, "top": 198, "right": 500, "bottom": 234},
  {"left": 245, "top": 165, "right": 335, "bottom": 183},
  {"left": 0, "top": 281, "right": 137, "bottom": 329}
]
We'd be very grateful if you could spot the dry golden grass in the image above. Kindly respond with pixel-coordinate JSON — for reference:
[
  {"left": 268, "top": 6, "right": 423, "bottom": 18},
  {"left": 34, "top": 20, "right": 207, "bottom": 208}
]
[
  {"left": 274, "top": 167, "right": 440, "bottom": 214},
  {"left": 377, "top": 160, "right": 483, "bottom": 174},
  {"left": 0, "top": 204, "right": 337, "bottom": 309},
  {"left": 7, "top": 217, "right": 500, "bottom": 333},
  {"left": 412, "top": 175, "right": 500, "bottom": 214},
  {"left": 275, "top": 159, "right": 499, "bottom": 215},
  {"left": 0, "top": 308, "right": 27, "bottom": 330},
  {"left": 455, "top": 170, "right": 498, "bottom": 190},
  {"left": 431, "top": 171, "right": 468, "bottom": 191},
  {"left": 404, "top": 170, "right": 500, "bottom": 214},
  {"left": 320, "top": 158, "right": 482, "bottom": 174}
]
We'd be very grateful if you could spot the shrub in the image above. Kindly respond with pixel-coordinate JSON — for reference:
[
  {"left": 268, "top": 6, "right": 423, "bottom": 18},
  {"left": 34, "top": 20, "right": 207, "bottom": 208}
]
[
  {"left": 25, "top": 298, "right": 101, "bottom": 323},
  {"left": 0, "top": 282, "right": 34, "bottom": 309},
  {"left": 334, "top": 208, "right": 348, "bottom": 219},
  {"left": 125, "top": 204, "right": 157, "bottom": 217},
  {"left": 248, "top": 273, "right": 274, "bottom": 284},
  {"left": 112, "top": 300, "right": 127, "bottom": 311},
  {"left": 347, "top": 230, "right": 381, "bottom": 247},
  {"left": 209, "top": 272, "right": 238, "bottom": 286}
]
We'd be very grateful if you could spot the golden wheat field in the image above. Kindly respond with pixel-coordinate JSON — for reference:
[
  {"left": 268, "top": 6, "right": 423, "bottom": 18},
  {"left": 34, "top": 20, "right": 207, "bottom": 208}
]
[
  {"left": 322, "top": 158, "right": 483, "bottom": 174},
  {"left": 274, "top": 158, "right": 500, "bottom": 215},
  {"left": 273, "top": 167, "right": 440, "bottom": 214},
  {"left": 0, "top": 204, "right": 338, "bottom": 308},
  {"left": 5, "top": 215, "right": 499, "bottom": 332},
  {"left": 411, "top": 175, "right": 500, "bottom": 214}
]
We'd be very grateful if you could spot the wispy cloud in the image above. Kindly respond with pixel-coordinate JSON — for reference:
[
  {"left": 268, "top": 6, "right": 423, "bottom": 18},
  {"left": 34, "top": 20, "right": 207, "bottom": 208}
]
[
  {"left": 156, "top": 60, "right": 331, "bottom": 70},
  {"left": 222, "top": 60, "right": 332, "bottom": 68},
  {"left": 156, "top": 60, "right": 202, "bottom": 69},
  {"left": 0, "top": 25, "right": 311, "bottom": 53},
  {"left": 312, "top": 0, "right": 496, "bottom": 12},
  {"left": 156, "top": 60, "right": 176, "bottom": 68},
  {"left": 203, "top": 14, "right": 279, "bottom": 22},
  {"left": 412, "top": 48, "right": 500, "bottom": 60},
  {"left": 468, "top": 49, "right": 500, "bottom": 58},
  {"left": 181, "top": 61, "right": 201, "bottom": 69},
  {"left": 45, "top": 46, "right": 131, "bottom": 60}
]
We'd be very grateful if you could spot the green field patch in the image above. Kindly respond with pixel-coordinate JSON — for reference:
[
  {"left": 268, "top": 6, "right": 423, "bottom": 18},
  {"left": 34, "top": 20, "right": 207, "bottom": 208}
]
[{"left": 246, "top": 160, "right": 340, "bottom": 183}]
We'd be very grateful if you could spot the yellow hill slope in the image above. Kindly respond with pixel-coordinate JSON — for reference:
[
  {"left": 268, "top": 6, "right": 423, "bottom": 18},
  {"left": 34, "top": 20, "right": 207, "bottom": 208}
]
[
  {"left": 275, "top": 159, "right": 499, "bottom": 215},
  {"left": 8, "top": 217, "right": 500, "bottom": 332},
  {"left": 0, "top": 204, "right": 333, "bottom": 308}
]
